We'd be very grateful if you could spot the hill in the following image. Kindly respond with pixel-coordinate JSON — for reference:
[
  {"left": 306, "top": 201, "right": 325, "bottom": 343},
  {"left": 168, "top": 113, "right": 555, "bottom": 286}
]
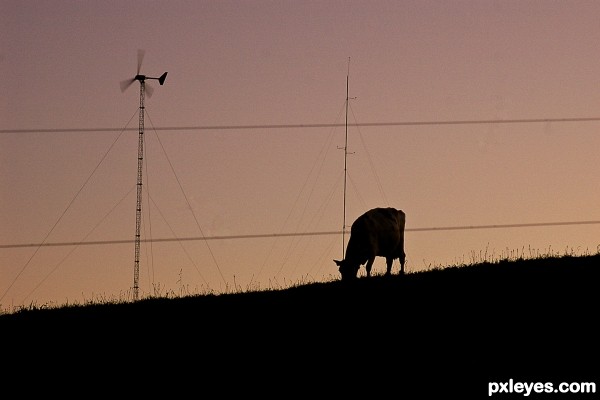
[{"left": 2, "top": 254, "right": 598, "bottom": 397}]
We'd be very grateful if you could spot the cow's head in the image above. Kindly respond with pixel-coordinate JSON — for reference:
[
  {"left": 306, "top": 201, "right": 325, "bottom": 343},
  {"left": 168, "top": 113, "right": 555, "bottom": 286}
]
[{"left": 334, "top": 259, "right": 360, "bottom": 281}]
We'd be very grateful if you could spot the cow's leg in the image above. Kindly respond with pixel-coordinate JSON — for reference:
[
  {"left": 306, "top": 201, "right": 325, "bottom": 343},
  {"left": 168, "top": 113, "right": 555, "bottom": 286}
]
[
  {"left": 399, "top": 252, "right": 406, "bottom": 275},
  {"left": 385, "top": 256, "right": 393, "bottom": 276},
  {"left": 365, "top": 257, "right": 375, "bottom": 277}
]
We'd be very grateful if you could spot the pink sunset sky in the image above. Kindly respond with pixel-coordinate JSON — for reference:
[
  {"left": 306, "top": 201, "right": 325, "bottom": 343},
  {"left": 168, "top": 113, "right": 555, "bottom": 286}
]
[{"left": 2, "top": 0, "right": 600, "bottom": 309}]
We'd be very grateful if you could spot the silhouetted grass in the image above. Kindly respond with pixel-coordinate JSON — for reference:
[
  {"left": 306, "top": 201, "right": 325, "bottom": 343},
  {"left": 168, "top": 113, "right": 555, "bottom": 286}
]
[{"left": 2, "top": 253, "right": 598, "bottom": 323}]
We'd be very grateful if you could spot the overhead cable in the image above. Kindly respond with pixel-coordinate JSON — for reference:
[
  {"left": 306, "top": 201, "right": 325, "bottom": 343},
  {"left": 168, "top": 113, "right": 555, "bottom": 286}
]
[
  {"left": 3, "top": 116, "right": 600, "bottom": 134},
  {"left": 2, "top": 219, "right": 599, "bottom": 249}
]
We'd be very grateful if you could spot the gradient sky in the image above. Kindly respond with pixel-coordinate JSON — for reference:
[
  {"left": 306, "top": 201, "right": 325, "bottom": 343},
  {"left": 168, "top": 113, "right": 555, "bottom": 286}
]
[{"left": 3, "top": 0, "right": 600, "bottom": 309}]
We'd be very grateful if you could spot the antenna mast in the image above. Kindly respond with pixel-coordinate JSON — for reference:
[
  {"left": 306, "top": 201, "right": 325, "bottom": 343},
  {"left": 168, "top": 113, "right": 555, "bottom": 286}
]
[{"left": 342, "top": 57, "right": 350, "bottom": 258}]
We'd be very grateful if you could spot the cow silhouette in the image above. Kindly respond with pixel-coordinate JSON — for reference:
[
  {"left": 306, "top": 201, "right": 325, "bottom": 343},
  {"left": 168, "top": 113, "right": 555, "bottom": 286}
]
[{"left": 334, "top": 207, "right": 406, "bottom": 280}]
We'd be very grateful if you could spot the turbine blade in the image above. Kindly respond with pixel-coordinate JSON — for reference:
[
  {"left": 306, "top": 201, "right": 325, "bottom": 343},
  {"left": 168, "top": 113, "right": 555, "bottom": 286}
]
[
  {"left": 120, "top": 78, "right": 135, "bottom": 92},
  {"left": 145, "top": 83, "right": 154, "bottom": 98},
  {"left": 137, "top": 49, "right": 145, "bottom": 75}
]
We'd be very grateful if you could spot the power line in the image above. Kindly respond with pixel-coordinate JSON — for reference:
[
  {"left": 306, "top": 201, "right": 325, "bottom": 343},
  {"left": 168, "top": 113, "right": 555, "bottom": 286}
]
[
  {"left": 3, "top": 116, "right": 600, "bottom": 134},
  {"left": 2, "top": 219, "right": 599, "bottom": 249},
  {"left": 407, "top": 220, "right": 600, "bottom": 232}
]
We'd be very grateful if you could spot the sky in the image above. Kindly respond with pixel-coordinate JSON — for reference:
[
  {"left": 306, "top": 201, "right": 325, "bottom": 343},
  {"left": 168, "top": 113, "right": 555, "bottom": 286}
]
[{"left": 2, "top": 0, "right": 600, "bottom": 310}]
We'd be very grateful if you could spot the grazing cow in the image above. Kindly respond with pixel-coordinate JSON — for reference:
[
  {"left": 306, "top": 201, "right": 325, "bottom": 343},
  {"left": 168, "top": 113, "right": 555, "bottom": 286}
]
[{"left": 334, "top": 207, "right": 406, "bottom": 281}]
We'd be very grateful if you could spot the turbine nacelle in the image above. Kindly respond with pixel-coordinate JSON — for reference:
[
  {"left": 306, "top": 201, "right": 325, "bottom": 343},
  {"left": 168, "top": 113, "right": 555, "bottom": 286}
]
[{"left": 134, "top": 72, "right": 168, "bottom": 84}]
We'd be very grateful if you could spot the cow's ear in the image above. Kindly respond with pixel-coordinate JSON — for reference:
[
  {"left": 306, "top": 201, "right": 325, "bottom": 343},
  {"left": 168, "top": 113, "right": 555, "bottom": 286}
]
[{"left": 333, "top": 259, "right": 342, "bottom": 266}]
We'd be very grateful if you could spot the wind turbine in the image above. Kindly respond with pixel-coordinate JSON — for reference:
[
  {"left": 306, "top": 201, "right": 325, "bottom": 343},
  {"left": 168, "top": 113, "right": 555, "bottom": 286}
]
[{"left": 120, "top": 49, "right": 168, "bottom": 301}]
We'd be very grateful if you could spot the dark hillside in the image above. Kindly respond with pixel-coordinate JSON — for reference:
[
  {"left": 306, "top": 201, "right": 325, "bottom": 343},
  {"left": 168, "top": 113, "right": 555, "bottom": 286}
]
[{"left": 3, "top": 255, "right": 599, "bottom": 397}]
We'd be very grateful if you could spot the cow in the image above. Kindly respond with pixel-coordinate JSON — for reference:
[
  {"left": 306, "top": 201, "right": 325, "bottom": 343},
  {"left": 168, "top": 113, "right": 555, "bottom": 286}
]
[{"left": 334, "top": 207, "right": 406, "bottom": 281}]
